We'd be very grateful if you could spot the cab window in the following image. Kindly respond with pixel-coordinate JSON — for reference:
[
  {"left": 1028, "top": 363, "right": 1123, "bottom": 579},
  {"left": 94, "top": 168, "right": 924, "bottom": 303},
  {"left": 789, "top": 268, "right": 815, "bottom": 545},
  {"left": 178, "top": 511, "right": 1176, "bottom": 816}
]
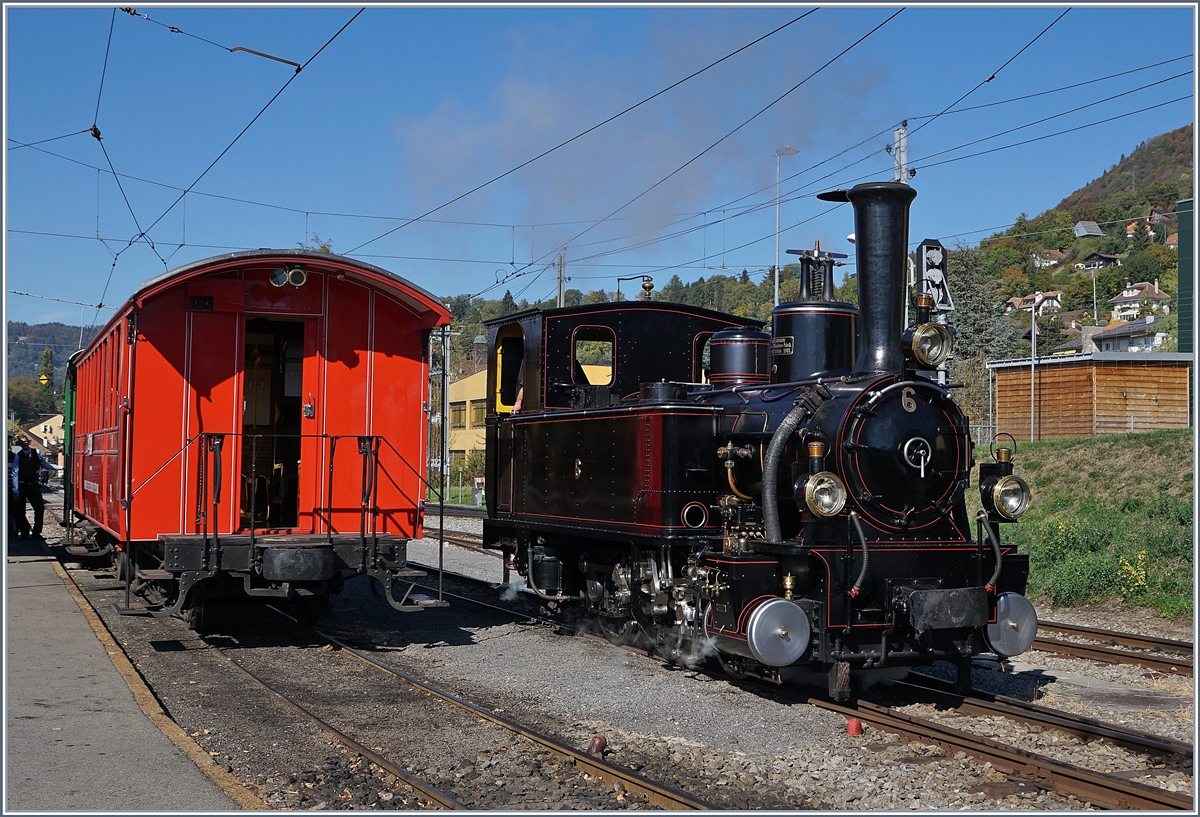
[
  {"left": 495, "top": 325, "right": 525, "bottom": 412},
  {"left": 572, "top": 326, "right": 614, "bottom": 387}
]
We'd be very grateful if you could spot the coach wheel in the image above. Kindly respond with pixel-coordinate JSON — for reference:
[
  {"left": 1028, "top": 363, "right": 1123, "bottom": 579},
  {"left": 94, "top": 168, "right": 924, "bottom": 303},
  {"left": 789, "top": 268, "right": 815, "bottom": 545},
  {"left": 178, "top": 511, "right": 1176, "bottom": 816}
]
[
  {"left": 291, "top": 594, "right": 326, "bottom": 628},
  {"left": 183, "top": 591, "right": 207, "bottom": 634}
]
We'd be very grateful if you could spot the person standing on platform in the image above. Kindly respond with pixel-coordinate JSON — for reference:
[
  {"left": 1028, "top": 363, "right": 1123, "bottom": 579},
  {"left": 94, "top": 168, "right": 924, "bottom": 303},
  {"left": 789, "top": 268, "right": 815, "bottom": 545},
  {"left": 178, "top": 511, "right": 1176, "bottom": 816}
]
[
  {"left": 9, "top": 437, "right": 28, "bottom": 540},
  {"left": 14, "top": 436, "right": 60, "bottom": 539}
]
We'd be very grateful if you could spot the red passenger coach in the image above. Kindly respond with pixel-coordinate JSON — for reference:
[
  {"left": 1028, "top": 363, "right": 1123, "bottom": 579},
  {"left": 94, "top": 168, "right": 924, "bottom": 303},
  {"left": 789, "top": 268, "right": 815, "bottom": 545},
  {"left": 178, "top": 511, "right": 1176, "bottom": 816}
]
[{"left": 66, "top": 249, "right": 452, "bottom": 629}]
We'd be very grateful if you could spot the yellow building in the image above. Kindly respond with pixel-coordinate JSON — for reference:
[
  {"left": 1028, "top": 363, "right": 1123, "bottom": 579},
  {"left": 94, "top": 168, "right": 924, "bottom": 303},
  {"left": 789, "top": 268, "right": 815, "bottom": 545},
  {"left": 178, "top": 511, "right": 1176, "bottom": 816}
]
[
  {"left": 447, "top": 363, "right": 612, "bottom": 469},
  {"left": 448, "top": 370, "right": 488, "bottom": 470}
]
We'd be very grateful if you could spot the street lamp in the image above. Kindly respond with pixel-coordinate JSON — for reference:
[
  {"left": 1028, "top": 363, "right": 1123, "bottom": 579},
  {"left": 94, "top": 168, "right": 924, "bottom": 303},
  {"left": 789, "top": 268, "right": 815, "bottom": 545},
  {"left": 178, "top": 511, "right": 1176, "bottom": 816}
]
[{"left": 774, "top": 144, "right": 798, "bottom": 306}]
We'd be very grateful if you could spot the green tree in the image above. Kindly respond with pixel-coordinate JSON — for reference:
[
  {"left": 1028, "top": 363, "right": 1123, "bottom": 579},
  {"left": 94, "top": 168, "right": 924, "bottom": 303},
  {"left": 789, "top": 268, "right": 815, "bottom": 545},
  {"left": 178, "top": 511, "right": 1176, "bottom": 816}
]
[
  {"left": 945, "top": 245, "right": 1015, "bottom": 426},
  {"left": 1121, "top": 251, "right": 1165, "bottom": 287},
  {"left": 463, "top": 448, "right": 486, "bottom": 480},
  {"left": 297, "top": 233, "right": 334, "bottom": 253},
  {"left": 7, "top": 377, "right": 38, "bottom": 425},
  {"left": 582, "top": 289, "right": 611, "bottom": 305},
  {"left": 1131, "top": 220, "right": 1153, "bottom": 253},
  {"left": 479, "top": 290, "right": 519, "bottom": 321},
  {"left": 35, "top": 349, "right": 56, "bottom": 414}
]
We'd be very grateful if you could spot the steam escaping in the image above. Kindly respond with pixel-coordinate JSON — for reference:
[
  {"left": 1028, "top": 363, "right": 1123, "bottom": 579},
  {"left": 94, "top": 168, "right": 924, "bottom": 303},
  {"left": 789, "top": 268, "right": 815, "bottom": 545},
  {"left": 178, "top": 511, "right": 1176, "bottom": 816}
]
[{"left": 500, "top": 577, "right": 527, "bottom": 602}]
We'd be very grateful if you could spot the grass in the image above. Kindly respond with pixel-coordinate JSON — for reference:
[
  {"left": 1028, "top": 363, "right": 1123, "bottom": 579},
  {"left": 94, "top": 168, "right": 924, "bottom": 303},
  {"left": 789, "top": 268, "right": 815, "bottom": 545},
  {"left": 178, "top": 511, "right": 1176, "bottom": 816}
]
[{"left": 976, "top": 428, "right": 1194, "bottom": 619}]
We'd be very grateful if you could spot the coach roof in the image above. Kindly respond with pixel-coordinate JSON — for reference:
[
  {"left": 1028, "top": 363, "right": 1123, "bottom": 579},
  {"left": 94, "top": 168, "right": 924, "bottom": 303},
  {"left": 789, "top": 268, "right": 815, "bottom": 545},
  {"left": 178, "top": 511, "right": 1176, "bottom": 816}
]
[
  {"left": 134, "top": 248, "right": 448, "bottom": 315},
  {"left": 76, "top": 249, "right": 450, "bottom": 360}
]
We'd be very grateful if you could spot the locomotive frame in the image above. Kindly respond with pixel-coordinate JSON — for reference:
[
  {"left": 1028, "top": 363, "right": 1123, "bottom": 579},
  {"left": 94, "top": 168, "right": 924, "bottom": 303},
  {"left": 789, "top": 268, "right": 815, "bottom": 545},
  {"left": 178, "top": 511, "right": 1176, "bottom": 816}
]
[
  {"left": 483, "top": 183, "right": 1037, "bottom": 697},
  {"left": 64, "top": 249, "right": 452, "bottom": 629}
]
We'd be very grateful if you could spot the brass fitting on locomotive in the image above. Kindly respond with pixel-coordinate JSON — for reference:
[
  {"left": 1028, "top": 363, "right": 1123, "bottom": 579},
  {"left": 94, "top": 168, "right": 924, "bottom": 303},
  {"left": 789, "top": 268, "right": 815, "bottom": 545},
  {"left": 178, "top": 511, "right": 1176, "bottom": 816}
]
[
  {"left": 903, "top": 291, "right": 953, "bottom": 369},
  {"left": 793, "top": 440, "right": 847, "bottom": 518},
  {"left": 979, "top": 445, "right": 1031, "bottom": 522}
]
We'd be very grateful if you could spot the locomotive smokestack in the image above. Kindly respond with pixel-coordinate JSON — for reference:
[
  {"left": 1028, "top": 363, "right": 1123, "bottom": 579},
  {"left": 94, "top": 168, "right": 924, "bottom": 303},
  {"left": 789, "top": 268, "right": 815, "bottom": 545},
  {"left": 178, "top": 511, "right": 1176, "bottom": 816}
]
[{"left": 817, "top": 182, "right": 916, "bottom": 378}]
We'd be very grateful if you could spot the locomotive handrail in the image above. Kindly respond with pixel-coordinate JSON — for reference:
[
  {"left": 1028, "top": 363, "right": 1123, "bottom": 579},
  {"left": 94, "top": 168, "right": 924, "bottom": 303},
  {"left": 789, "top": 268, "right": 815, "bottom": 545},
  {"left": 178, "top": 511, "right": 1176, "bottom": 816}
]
[{"left": 861, "top": 377, "right": 953, "bottom": 409}]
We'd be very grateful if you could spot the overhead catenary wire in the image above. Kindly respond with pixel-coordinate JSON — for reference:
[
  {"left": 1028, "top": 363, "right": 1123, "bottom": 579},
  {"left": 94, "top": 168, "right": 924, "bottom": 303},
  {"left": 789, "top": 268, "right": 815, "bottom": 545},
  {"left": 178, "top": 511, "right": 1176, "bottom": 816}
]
[
  {"left": 120, "top": 6, "right": 302, "bottom": 67},
  {"left": 344, "top": 9, "right": 818, "bottom": 256},
  {"left": 909, "top": 8, "right": 1070, "bottom": 137},
  {"left": 93, "top": 8, "right": 116, "bottom": 127},
  {"left": 8, "top": 290, "right": 115, "bottom": 310},
  {"left": 474, "top": 8, "right": 904, "bottom": 300},
  {"left": 8, "top": 55, "right": 1187, "bottom": 256},
  {"left": 86, "top": 8, "right": 364, "bottom": 327}
]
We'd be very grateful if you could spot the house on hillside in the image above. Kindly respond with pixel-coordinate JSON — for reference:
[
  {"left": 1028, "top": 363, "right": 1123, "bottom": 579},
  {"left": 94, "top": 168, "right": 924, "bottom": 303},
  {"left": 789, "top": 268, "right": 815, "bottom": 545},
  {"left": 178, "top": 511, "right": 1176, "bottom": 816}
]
[
  {"left": 1072, "top": 221, "right": 1104, "bottom": 238},
  {"left": 1126, "top": 219, "right": 1157, "bottom": 239},
  {"left": 1166, "top": 232, "right": 1179, "bottom": 250},
  {"left": 1109, "top": 280, "right": 1171, "bottom": 320},
  {"left": 1091, "top": 315, "right": 1169, "bottom": 352},
  {"left": 19, "top": 413, "right": 64, "bottom": 466},
  {"left": 1057, "top": 310, "right": 1088, "bottom": 331},
  {"left": 1149, "top": 207, "right": 1174, "bottom": 225},
  {"left": 1031, "top": 249, "right": 1064, "bottom": 268},
  {"left": 1075, "top": 252, "right": 1122, "bottom": 271},
  {"left": 1049, "top": 323, "right": 1109, "bottom": 355},
  {"left": 1004, "top": 291, "right": 1063, "bottom": 316}
]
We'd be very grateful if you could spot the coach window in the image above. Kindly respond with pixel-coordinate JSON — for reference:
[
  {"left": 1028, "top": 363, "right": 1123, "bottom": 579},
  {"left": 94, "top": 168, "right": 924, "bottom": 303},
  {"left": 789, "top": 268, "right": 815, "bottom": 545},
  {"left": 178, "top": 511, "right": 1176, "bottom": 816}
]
[
  {"left": 495, "top": 324, "right": 525, "bottom": 413},
  {"left": 572, "top": 326, "right": 615, "bottom": 387}
]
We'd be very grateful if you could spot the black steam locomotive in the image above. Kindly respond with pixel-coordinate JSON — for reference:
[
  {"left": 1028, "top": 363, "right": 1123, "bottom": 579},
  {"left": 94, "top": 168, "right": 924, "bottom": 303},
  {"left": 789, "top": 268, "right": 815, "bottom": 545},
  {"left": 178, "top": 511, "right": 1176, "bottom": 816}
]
[{"left": 482, "top": 182, "right": 1036, "bottom": 697}]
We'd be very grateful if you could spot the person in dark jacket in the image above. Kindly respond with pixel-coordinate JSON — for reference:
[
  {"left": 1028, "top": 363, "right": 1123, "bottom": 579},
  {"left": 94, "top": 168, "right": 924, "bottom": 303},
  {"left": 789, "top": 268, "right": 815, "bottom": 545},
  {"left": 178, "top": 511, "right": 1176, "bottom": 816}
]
[
  {"left": 14, "top": 436, "right": 61, "bottom": 539},
  {"left": 9, "top": 438, "right": 28, "bottom": 540}
]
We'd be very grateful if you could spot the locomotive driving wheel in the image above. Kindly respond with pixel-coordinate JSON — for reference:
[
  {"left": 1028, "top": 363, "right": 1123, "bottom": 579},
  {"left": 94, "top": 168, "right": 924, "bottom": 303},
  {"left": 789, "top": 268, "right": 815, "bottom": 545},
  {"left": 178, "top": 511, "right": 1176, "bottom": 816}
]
[
  {"left": 598, "top": 613, "right": 640, "bottom": 646},
  {"left": 587, "top": 565, "right": 642, "bottom": 647}
]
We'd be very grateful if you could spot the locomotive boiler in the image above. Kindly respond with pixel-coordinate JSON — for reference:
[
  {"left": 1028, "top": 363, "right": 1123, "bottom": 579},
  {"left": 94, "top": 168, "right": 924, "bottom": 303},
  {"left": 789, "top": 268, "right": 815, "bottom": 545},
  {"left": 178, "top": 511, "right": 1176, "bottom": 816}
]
[{"left": 482, "top": 182, "right": 1037, "bottom": 697}]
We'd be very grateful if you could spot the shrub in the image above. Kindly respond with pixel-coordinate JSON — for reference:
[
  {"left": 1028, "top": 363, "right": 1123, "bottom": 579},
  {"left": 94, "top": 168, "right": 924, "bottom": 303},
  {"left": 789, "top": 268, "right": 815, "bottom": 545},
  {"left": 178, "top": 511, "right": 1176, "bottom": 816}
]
[{"left": 1043, "top": 552, "right": 1121, "bottom": 606}]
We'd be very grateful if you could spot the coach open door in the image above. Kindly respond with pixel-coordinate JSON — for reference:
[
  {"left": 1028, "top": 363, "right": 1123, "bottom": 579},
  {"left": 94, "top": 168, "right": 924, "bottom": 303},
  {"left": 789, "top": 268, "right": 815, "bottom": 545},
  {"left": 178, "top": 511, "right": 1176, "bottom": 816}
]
[{"left": 241, "top": 316, "right": 312, "bottom": 531}]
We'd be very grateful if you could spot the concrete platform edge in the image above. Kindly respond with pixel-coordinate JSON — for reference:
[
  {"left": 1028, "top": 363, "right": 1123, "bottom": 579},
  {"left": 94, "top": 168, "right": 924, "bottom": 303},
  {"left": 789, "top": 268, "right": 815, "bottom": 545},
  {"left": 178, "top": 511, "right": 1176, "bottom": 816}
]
[{"left": 47, "top": 550, "right": 268, "bottom": 811}]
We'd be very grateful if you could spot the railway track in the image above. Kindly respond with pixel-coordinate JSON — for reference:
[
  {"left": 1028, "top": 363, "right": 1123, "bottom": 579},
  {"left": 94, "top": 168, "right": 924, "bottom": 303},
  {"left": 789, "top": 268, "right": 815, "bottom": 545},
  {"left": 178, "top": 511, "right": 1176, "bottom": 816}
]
[
  {"left": 404, "top": 563, "right": 1194, "bottom": 810},
  {"left": 51, "top": 527, "right": 714, "bottom": 810},
  {"left": 309, "top": 625, "right": 713, "bottom": 810},
  {"left": 1033, "top": 621, "right": 1193, "bottom": 677},
  {"left": 901, "top": 672, "right": 1192, "bottom": 767}
]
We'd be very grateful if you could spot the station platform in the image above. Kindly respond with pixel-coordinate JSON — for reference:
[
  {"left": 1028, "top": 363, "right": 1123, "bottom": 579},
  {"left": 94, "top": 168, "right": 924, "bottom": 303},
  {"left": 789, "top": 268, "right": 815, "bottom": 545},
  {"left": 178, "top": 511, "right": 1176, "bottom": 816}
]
[{"left": 5, "top": 514, "right": 258, "bottom": 812}]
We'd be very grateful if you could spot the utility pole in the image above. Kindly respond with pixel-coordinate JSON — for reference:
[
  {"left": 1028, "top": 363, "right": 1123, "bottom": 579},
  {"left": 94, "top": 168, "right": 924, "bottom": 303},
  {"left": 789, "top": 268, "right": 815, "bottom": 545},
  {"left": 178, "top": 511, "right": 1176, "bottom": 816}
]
[
  {"left": 1030, "top": 309, "right": 1037, "bottom": 443},
  {"left": 892, "top": 122, "right": 909, "bottom": 184},
  {"left": 556, "top": 252, "right": 566, "bottom": 308}
]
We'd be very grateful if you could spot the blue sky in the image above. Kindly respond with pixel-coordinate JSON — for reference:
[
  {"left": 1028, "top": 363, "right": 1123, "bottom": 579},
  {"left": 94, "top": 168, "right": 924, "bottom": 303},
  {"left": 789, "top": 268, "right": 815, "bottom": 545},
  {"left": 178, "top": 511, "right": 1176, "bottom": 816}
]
[{"left": 4, "top": 4, "right": 1196, "bottom": 329}]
